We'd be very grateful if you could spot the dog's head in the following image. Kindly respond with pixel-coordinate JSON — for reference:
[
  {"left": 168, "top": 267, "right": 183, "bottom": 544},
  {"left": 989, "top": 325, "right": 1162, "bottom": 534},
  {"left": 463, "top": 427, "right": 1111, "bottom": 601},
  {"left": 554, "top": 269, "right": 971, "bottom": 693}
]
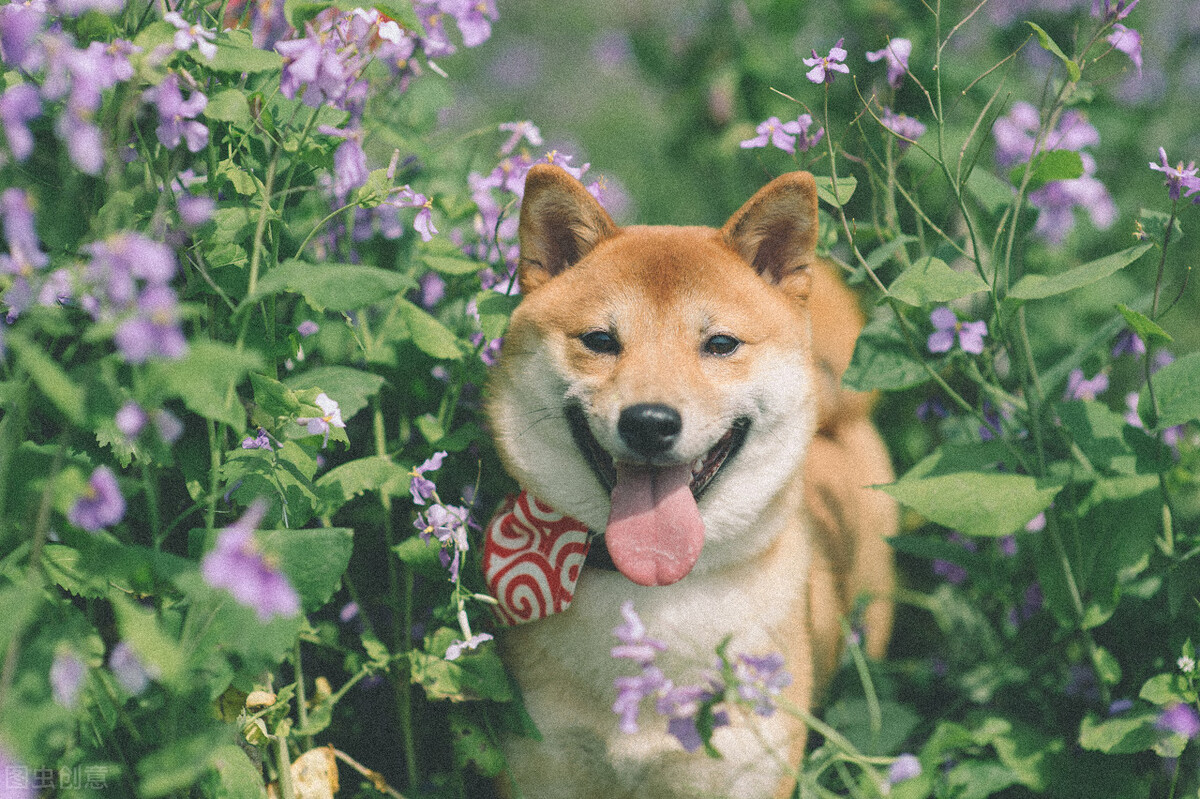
[{"left": 487, "top": 164, "right": 820, "bottom": 585}]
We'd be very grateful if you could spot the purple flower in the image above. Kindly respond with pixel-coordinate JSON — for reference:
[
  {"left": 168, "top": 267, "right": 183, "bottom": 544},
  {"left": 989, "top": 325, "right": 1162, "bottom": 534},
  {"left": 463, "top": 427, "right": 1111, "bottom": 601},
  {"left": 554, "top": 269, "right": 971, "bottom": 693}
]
[
  {"left": 1112, "top": 329, "right": 1146, "bottom": 358},
  {"left": 1093, "top": 0, "right": 1139, "bottom": 20},
  {"left": 866, "top": 38, "right": 912, "bottom": 88},
  {"left": 916, "top": 397, "right": 949, "bottom": 422},
  {"left": 275, "top": 15, "right": 367, "bottom": 113},
  {"left": 927, "top": 306, "right": 987, "bottom": 354},
  {"left": 69, "top": 465, "right": 126, "bottom": 532},
  {"left": 408, "top": 450, "right": 446, "bottom": 504},
  {"left": 114, "top": 286, "right": 187, "bottom": 363},
  {"left": 1028, "top": 164, "right": 1116, "bottom": 244},
  {"left": 164, "top": 12, "right": 217, "bottom": 60},
  {"left": 740, "top": 116, "right": 795, "bottom": 153},
  {"left": 201, "top": 500, "right": 301, "bottom": 622},
  {"left": 144, "top": 73, "right": 209, "bottom": 152},
  {"left": 612, "top": 600, "right": 668, "bottom": 665},
  {"left": 446, "top": 0, "right": 498, "bottom": 48},
  {"left": 498, "top": 120, "right": 542, "bottom": 155},
  {"left": 1065, "top": 368, "right": 1109, "bottom": 401},
  {"left": 1025, "top": 511, "right": 1047, "bottom": 532},
  {"left": 176, "top": 193, "right": 214, "bottom": 227},
  {"left": 84, "top": 232, "right": 176, "bottom": 313},
  {"left": 296, "top": 392, "right": 345, "bottom": 447},
  {"left": 0, "top": 83, "right": 40, "bottom": 160},
  {"left": 613, "top": 665, "right": 667, "bottom": 734},
  {"left": 297, "top": 320, "right": 319, "bottom": 337},
  {"left": 241, "top": 428, "right": 273, "bottom": 451},
  {"left": 154, "top": 409, "right": 183, "bottom": 444},
  {"left": 887, "top": 753, "right": 922, "bottom": 785},
  {"left": 109, "top": 641, "right": 156, "bottom": 695},
  {"left": 933, "top": 558, "right": 967, "bottom": 585},
  {"left": 116, "top": 401, "right": 148, "bottom": 438},
  {"left": 0, "top": 188, "right": 48, "bottom": 318},
  {"left": 0, "top": 2, "right": 46, "bottom": 71},
  {"left": 657, "top": 683, "right": 727, "bottom": 752},
  {"left": 740, "top": 114, "right": 824, "bottom": 155},
  {"left": 1106, "top": 23, "right": 1142, "bottom": 77},
  {"left": 50, "top": 651, "right": 87, "bottom": 708},
  {"left": 733, "top": 652, "right": 792, "bottom": 717},
  {"left": 445, "top": 632, "right": 494, "bottom": 661},
  {"left": 1156, "top": 704, "right": 1200, "bottom": 739},
  {"left": 880, "top": 108, "right": 926, "bottom": 152},
  {"left": 414, "top": 503, "right": 470, "bottom": 579},
  {"left": 1149, "top": 147, "right": 1200, "bottom": 202},
  {"left": 319, "top": 125, "right": 369, "bottom": 201},
  {"left": 804, "top": 37, "right": 850, "bottom": 84}
]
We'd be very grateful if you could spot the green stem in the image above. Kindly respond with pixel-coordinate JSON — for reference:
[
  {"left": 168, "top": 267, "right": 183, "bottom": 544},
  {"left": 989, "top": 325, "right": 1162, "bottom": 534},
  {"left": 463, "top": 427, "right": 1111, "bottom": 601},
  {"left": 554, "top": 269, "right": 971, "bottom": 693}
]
[
  {"left": 294, "top": 639, "right": 312, "bottom": 752},
  {"left": 374, "top": 399, "right": 417, "bottom": 786}
]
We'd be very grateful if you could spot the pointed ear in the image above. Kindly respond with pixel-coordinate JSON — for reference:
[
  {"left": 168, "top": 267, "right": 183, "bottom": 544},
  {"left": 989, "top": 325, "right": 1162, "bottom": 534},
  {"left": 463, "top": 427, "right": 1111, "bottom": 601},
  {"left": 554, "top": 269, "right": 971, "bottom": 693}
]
[
  {"left": 721, "top": 172, "right": 819, "bottom": 299},
  {"left": 517, "top": 164, "right": 619, "bottom": 293}
]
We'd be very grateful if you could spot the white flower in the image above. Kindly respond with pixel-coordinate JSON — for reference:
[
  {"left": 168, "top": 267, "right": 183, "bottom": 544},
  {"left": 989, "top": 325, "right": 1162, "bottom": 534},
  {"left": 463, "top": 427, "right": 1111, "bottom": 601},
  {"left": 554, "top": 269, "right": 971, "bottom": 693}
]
[{"left": 1180, "top": 655, "right": 1196, "bottom": 674}]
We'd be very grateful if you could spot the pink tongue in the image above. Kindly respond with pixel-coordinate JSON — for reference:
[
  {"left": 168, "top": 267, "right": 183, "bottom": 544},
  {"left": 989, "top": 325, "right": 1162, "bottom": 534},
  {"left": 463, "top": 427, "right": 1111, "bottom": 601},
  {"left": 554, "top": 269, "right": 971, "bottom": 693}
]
[{"left": 604, "top": 463, "right": 705, "bottom": 586}]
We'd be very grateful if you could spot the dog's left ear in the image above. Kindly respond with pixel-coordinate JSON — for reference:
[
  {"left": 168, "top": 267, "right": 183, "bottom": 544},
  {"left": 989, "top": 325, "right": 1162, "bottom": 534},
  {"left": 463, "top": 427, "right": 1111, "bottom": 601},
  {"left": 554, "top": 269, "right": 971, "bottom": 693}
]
[{"left": 721, "top": 172, "right": 819, "bottom": 299}]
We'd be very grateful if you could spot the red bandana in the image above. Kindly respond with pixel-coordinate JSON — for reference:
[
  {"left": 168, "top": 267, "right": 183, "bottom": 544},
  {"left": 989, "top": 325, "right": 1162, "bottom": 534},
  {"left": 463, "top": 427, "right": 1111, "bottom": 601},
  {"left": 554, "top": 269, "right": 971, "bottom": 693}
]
[{"left": 483, "top": 491, "right": 592, "bottom": 626}]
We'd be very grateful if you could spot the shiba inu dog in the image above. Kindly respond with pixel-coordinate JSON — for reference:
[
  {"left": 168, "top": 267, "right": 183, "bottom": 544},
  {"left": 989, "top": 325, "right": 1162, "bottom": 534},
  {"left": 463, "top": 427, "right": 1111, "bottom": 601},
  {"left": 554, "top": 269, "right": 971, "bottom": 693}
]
[{"left": 485, "top": 164, "right": 896, "bottom": 799}]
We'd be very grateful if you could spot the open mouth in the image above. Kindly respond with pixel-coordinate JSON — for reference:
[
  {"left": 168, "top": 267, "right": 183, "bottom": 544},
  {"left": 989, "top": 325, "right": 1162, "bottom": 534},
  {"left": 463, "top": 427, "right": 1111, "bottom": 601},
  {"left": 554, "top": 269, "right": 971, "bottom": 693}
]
[{"left": 564, "top": 404, "right": 750, "bottom": 500}]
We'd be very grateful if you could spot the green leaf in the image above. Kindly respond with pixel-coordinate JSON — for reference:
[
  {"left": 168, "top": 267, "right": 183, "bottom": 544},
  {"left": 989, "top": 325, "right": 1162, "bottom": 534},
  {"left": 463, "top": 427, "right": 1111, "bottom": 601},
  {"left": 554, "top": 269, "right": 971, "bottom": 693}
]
[
  {"left": 966, "top": 168, "right": 1015, "bottom": 216},
  {"left": 422, "top": 238, "right": 486, "bottom": 276},
  {"left": 204, "top": 89, "right": 254, "bottom": 128},
  {"left": 399, "top": 298, "right": 464, "bottom": 360},
  {"left": 257, "top": 527, "right": 353, "bottom": 612},
  {"left": 410, "top": 627, "right": 513, "bottom": 702},
  {"left": 887, "top": 256, "right": 989, "bottom": 306},
  {"left": 1139, "top": 673, "right": 1193, "bottom": 706},
  {"left": 1009, "top": 149, "right": 1084, "bottom": 191},
  {"left": 449, "top": 707, "right": 508, "bottom": 778},
  {"left": 880, "top": 460, "right": 1060, "bottom": 537},
  {"left": 1140, "top": 350, "right": 1200, "bottom": 429},
  {"left": 316, "top": 456, "right": 411, "bottom": 512},
  {"left": 222, "top": 442, "right": 320, "bottom": 528},
  {"left": 1008, "top": 244, "right": 1153, "bottom": 301},
  {"left": 254, "top": 259, "right": 414, "bottom": 312},
  {"left": 864, "top": 235, "right": 919, "bottom": 273},
  {"left": 207, "top": 744, "right": 269, "bottom": 799},
  {"left": 216, "top": 159, "right": 265, "bottom": 197},
  {"left": 1136, "top": 208, "right": 1183, "bottom": 248},
  {"left": 393, "top": 534, "right": 451, "bottom": 578},
  {"left": 842, "top": 315, "right": 931, "bottom": 392},
  {"left": 153, "top": 341, "right": 263, "bottom": 429},
  {"left": 285, "top": 366, "right": 386, "bottom": 422},
  {"left": 1025, "top": 21, "right": 1082, "bottom": 81},
  {"left": 813, "top": 175, "right": 857, "bottom": 208},
  {"left": 475, "top": 291, "right": 521, "bottom": 341},
  {"left": 1116, "top": 304, "right": 1172, "bottom": 345},
  {"left": 206, "top": 28, "right": 284, "bottom": 73},
  {"left": 1078, "top": 710, "right": 1160, "bottom": 754},
  {"left": 110, "top": 593, "right": 187, "bottom": 689},
  {"left": 825, "top": 698, "right": 921, "bottom": 757},
  {"left": 8, "top": 332, "right": 86, "bottom": 425},
  {"left": 250, "top": 372, "right": 304, "bottom": 419},
  {"left": 138, "top": 728, "right": 233, "bottom": 798}
]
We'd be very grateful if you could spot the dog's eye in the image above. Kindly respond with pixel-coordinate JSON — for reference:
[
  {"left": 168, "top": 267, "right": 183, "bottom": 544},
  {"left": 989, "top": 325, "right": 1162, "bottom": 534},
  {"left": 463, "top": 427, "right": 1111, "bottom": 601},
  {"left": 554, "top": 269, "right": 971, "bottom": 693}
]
[
  {"left": 580, "top": 330, "right": 621, "bottom": 355},
  {"left": 703, "top": 334, "right": 741, "bottom": 356}
]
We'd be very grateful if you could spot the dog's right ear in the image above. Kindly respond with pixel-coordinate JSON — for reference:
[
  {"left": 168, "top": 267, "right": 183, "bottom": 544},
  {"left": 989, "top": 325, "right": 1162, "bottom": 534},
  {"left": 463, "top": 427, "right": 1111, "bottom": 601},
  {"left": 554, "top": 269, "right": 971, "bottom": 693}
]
[{"left": 517, "top": 164, "right": 619, "bottom": 293}]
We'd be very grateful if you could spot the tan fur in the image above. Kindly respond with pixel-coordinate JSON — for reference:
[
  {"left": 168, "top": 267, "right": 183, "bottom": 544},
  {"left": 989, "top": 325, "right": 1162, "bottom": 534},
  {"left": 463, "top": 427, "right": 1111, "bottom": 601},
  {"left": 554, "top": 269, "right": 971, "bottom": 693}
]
[{"left": 487, "top": 165, "right": 895, "bottom": 799}]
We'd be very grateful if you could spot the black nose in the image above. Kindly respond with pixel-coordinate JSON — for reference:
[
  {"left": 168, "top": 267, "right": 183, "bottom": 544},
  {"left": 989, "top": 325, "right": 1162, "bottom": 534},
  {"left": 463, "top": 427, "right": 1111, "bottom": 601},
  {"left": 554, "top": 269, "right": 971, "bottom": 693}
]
[{"left": 618, "top": 403, "right": 682, "bottom": 457}]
